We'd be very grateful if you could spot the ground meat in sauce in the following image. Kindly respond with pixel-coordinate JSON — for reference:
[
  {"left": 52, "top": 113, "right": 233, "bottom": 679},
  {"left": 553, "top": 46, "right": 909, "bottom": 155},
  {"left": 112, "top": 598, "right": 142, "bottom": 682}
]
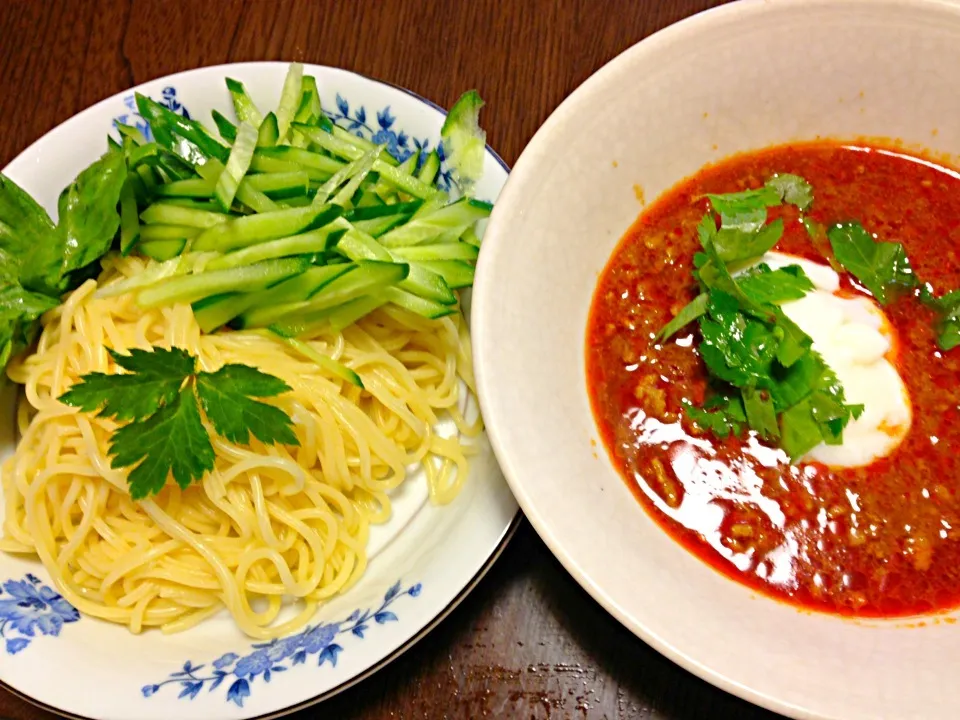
[{"left": 586, "top": 142, "right": 960, "bottom": 617}]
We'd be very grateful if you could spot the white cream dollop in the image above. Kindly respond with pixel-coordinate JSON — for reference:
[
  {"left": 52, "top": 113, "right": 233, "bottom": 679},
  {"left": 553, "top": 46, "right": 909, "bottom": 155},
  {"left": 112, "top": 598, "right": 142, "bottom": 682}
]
[{"left": 758, "top": 252, "right": 911, "bottom": 468}]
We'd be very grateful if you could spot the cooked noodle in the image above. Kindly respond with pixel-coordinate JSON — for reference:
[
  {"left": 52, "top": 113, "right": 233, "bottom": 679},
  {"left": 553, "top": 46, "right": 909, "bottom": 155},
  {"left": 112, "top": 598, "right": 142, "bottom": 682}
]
[{"left": 0, "top": 254, "right": 479, "bottom": 639}]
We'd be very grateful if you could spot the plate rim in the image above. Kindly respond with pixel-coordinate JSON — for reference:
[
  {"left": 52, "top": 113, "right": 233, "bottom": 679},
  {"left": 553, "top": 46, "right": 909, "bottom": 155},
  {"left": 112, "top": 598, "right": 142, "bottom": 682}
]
[{"left": 1, "top": 59, "right": 519, "bottom": 720}]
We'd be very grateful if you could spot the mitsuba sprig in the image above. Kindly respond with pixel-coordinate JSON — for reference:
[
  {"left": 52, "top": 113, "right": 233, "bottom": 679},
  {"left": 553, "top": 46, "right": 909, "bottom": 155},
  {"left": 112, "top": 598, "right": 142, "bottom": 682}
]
[
  {"left": 657, "top": 174, "right": 864, "bottom": 460},
  {"left": 60, "top": 346, "right": 298, "bottom": 499}
]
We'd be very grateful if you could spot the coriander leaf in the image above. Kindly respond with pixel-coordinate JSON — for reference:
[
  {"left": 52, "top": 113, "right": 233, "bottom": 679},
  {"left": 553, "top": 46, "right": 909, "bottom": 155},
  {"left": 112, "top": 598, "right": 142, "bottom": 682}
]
[
  {"left": 657, "top": 292, "right": 707, "bottom": 342},
  {"left": 737, "top": 263, "right": 814, "bottom": 306},
  {"left": 698, "top": 291, "right": 777, "bottom": 386},
  {"left": 706, "top": 186, "right": 781, "bottom": 233},
  {"left": 772, "top": 310, "right": 812, "bottom": 368},
  {"left": 697, "top": 232, "right": 770, "bottom": 317},
  {"left": 61, "top": 347, "right": 195, "bottom": 422},
  {"left": 684, "top": 395, "right": 745, "bottom": 438},
  {"left": 920, "top": 286, "right": 960, "bottom": 351},
  {"left": 712, "top": 218, "right": 784, "bottom": 264},
  {"left": 769, "top": 351, "right": 823, "bottom": 410},
  {"left": 109, "top": 389, "right": 215, "bottom": 499},
  {"left": 941, "top": 323, "right": 960, "bottom": 350},
  {"left": 765, "top": 174, "right": 813, "bottom": 211},
  {"left": 196, "top": 364, "right": 299, "bottom": 447},
  {"left": 56, "top": 150, "right": 128, "bottom": 288},
  {"left": 828, "top": 221, "right": 918, "bottom": 304},
  {"left": 779, "top": 399, "right": 823, "bottom": 461},
  {"left": 802, "top": 216, "right": 843, "bottom": 273},
  {"left": 742, "top": 386, "right": 780, "bottom": 441},
  {"left": 696, "top": 213, "right": 717, "bottom": 251}
]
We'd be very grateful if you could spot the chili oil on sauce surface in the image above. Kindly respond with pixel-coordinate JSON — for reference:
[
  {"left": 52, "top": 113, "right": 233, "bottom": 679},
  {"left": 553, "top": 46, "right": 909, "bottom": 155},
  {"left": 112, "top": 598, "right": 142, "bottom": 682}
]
[{"left": 586, "top": 142, "right": 960, "bottom": 617}]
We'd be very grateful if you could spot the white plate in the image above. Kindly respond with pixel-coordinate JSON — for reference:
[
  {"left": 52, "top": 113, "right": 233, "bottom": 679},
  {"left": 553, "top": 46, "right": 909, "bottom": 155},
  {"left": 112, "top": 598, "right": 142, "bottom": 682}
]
[
  {"left": 472, "top": 1, "right": 960, "bottom": 719},
  {"left": 0, "top": 62, "right": 518, "bottom": 720}
]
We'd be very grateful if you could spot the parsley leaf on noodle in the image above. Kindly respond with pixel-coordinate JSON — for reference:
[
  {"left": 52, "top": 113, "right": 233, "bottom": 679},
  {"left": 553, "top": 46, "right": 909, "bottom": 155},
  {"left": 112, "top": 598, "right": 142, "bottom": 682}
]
[
  {"left": 60, "top": 347, "right": 194, "bottom": 422},
  {"left": 110, "top": 388, "right": 215, "bottom": 499},
  {"left": 59, "top": 346, "right": 297, "bottom": 499},
  {"left": 196, "top": 364, "right": 298, "bottom": 447}
]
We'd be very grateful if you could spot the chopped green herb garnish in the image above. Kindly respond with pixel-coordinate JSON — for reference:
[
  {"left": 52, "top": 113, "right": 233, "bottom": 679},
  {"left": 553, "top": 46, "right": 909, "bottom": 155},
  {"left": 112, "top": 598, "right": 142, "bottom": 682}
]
[
  {"left": 921, "top": 286, "right": 960, "bottom": 350},
  {"left": 659, "top": 176, "right": 862, "bottom": 460},
  {"left": 60, "top": 346, "right": 298, "bottom": 499},
  {"left": 827, "top": 221, "right": 918, "bottom": 304}
]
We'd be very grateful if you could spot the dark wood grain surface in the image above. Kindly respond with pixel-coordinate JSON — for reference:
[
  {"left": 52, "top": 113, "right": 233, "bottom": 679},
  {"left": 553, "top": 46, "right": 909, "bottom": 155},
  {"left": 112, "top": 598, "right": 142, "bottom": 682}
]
[{"left": 0, "top": 1, "right": 783, "bottom": 718}]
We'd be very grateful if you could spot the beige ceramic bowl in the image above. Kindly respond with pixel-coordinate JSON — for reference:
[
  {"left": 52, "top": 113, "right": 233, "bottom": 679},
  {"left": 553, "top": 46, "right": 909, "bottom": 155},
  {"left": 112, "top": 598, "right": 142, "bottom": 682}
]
[{"left": 472, "top": 1, "right": 960, "bottom": 718}]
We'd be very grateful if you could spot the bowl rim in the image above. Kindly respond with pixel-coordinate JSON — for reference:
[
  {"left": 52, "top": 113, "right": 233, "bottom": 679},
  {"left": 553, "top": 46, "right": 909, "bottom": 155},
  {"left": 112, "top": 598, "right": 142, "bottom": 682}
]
[
  {"left": 472, "top": 0, "right": 960, "bottom": 718},
  {"left": 2, "top": 60, "right": 519, "bottom": 720}
]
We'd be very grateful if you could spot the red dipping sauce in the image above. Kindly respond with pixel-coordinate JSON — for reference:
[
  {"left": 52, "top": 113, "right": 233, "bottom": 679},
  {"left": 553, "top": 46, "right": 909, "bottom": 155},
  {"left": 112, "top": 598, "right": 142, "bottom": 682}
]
[{"left": 585, "top": 142, "right": 960, "bottom": 617}]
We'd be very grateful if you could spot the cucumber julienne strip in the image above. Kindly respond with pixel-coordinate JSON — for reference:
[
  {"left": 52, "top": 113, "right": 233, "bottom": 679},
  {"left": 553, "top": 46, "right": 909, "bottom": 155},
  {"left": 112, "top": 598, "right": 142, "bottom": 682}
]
[
  {"left": 256, "top": 113, "right": 280, "bottom": 148},
  {"left": 119, "top": 181, "right": 141, "bottom": 256},
  {"left": 192, "top": 264, "right": 354, "bottom": 332},
  {"left": 277, "top": 335, "right": 364, "bottom": 388},
  {"left": 293, "top": 124, "right": 437, "bottom": 198},
  {"left": 226, "top": 77, "right": 263, "bottom": 126},
  {"left": 275, "top": 62, "right": 303, "bottom": 142},
  {"left": 137, "top": 257, "right": 310, "bottom": 308},
  {"left": 215, "top": 122, "right": 258, "bottom": 211},
  {"left": 203, "top": 224, "right": 345, "bottom": 271},
  {"left": 140, "top": 204, "right": 229, "bottom": 228},
  {"left": 314, "top": 148, "right": 380, "bottom": 206},
  {"left": 139, "top": 238, "right": 186, "bottom": 262},
  {"left": 238, "top": 260, "right": 408, "bottom": 328},
  {"left": 192, "top": 204, "right": 341, "bottom": 252}
]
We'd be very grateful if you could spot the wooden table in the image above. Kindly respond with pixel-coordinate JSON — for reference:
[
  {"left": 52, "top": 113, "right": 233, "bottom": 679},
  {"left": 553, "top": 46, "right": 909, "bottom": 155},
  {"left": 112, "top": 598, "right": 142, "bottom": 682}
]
[{"left": 0, "top": 1, "right": 781, "bottom": 718}]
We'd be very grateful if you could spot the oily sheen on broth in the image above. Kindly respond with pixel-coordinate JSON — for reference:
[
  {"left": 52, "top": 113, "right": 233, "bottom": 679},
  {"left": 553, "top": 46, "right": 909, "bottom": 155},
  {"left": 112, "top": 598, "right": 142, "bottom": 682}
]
[{"left": 586, "top": 142, "right": 960, "bottom": 617}]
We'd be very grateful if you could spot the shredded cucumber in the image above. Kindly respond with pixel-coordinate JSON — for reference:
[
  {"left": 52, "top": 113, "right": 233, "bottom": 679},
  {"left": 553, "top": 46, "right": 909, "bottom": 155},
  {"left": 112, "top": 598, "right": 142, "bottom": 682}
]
[
  {"left": 256, "top": 113, "right": 280, "bottom": 148},
  {"left": 138, "top": 257, "right": 309, "bottom": 308},
  {"left": 111, "top": 64, "right": 489, "bottom": 340},
  {"left": 441, "top": 90, "right": 486, "bottom": 193},
  {"left": 226, "top": 78, "right": 263, "bottom": 126},
  {"left": 215, "top": 122, "right": 258, "bottom": 211}
]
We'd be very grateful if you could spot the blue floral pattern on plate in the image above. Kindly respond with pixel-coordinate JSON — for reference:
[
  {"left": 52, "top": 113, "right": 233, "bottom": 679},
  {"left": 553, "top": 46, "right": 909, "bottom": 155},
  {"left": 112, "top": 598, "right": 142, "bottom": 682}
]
[
  {"left": 327, "top": 93, "right": 454, "bottom": 191},
  {"left": 113, "top": 87, "right": 190, "bottom": 141},
  {"left": 0, "top": 573, "right": 80, "bottom": 655},
  {"left": 142, "top": 580, "right": 422, "bottom": 707}
]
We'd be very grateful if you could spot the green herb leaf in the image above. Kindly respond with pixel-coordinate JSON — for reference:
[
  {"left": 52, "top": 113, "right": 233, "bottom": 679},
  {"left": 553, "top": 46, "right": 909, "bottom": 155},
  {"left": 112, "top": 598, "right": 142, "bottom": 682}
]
[
  {"left": 661, "top": 174, "right": 861, "bottom": 457},
  {"left": 0, "top": 276, "right": 59, "bottom": 371},
  {"left": 766, "top": 173, "right": 814, "bottom": 211},
  {"left": 712, "top": 218, "right": 784, "bottom": 264},
  {"left": 706, "top": 186, "right": 781, "bottom": 233},
  {"left": 684, "top": 395, "right": 745, "bottom": 438},
  {"left": 657, "top": 292, "right": 707, "bottom": 342},
  {"left": 920, "top": 286, "right": 960, "bottom": 350},
  {"left": 0, "top": 174, "right": 62, "bottom": 297},
  {"left": 779, "top": 399, "right": 823, "bottom": 460},
  {"left": 56, "top": 150, "right": 128, "bottom": 286},
  {"left": 772, "top": 309, "right": 812, "bottom": 368},
  {"left": 828, "top": 221, "right": 918, "bottom": 304},
  {"left": 737, "top": 263, "right": 814, "bottom": 305},
  {"left": 110, "top": 389, "right": 215, "bottom": 500},
  {"left": 742, "top": 386, "right": 780, "bottom": 441},
  {"left": 60, "top": 346, "right": 298, "bottom": 499},
  {"left": 195, "top": 364, "right": 299, "bottom": 447},
  {"left": 61, "top": 347, "right": 195, "bottom": 422}
]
